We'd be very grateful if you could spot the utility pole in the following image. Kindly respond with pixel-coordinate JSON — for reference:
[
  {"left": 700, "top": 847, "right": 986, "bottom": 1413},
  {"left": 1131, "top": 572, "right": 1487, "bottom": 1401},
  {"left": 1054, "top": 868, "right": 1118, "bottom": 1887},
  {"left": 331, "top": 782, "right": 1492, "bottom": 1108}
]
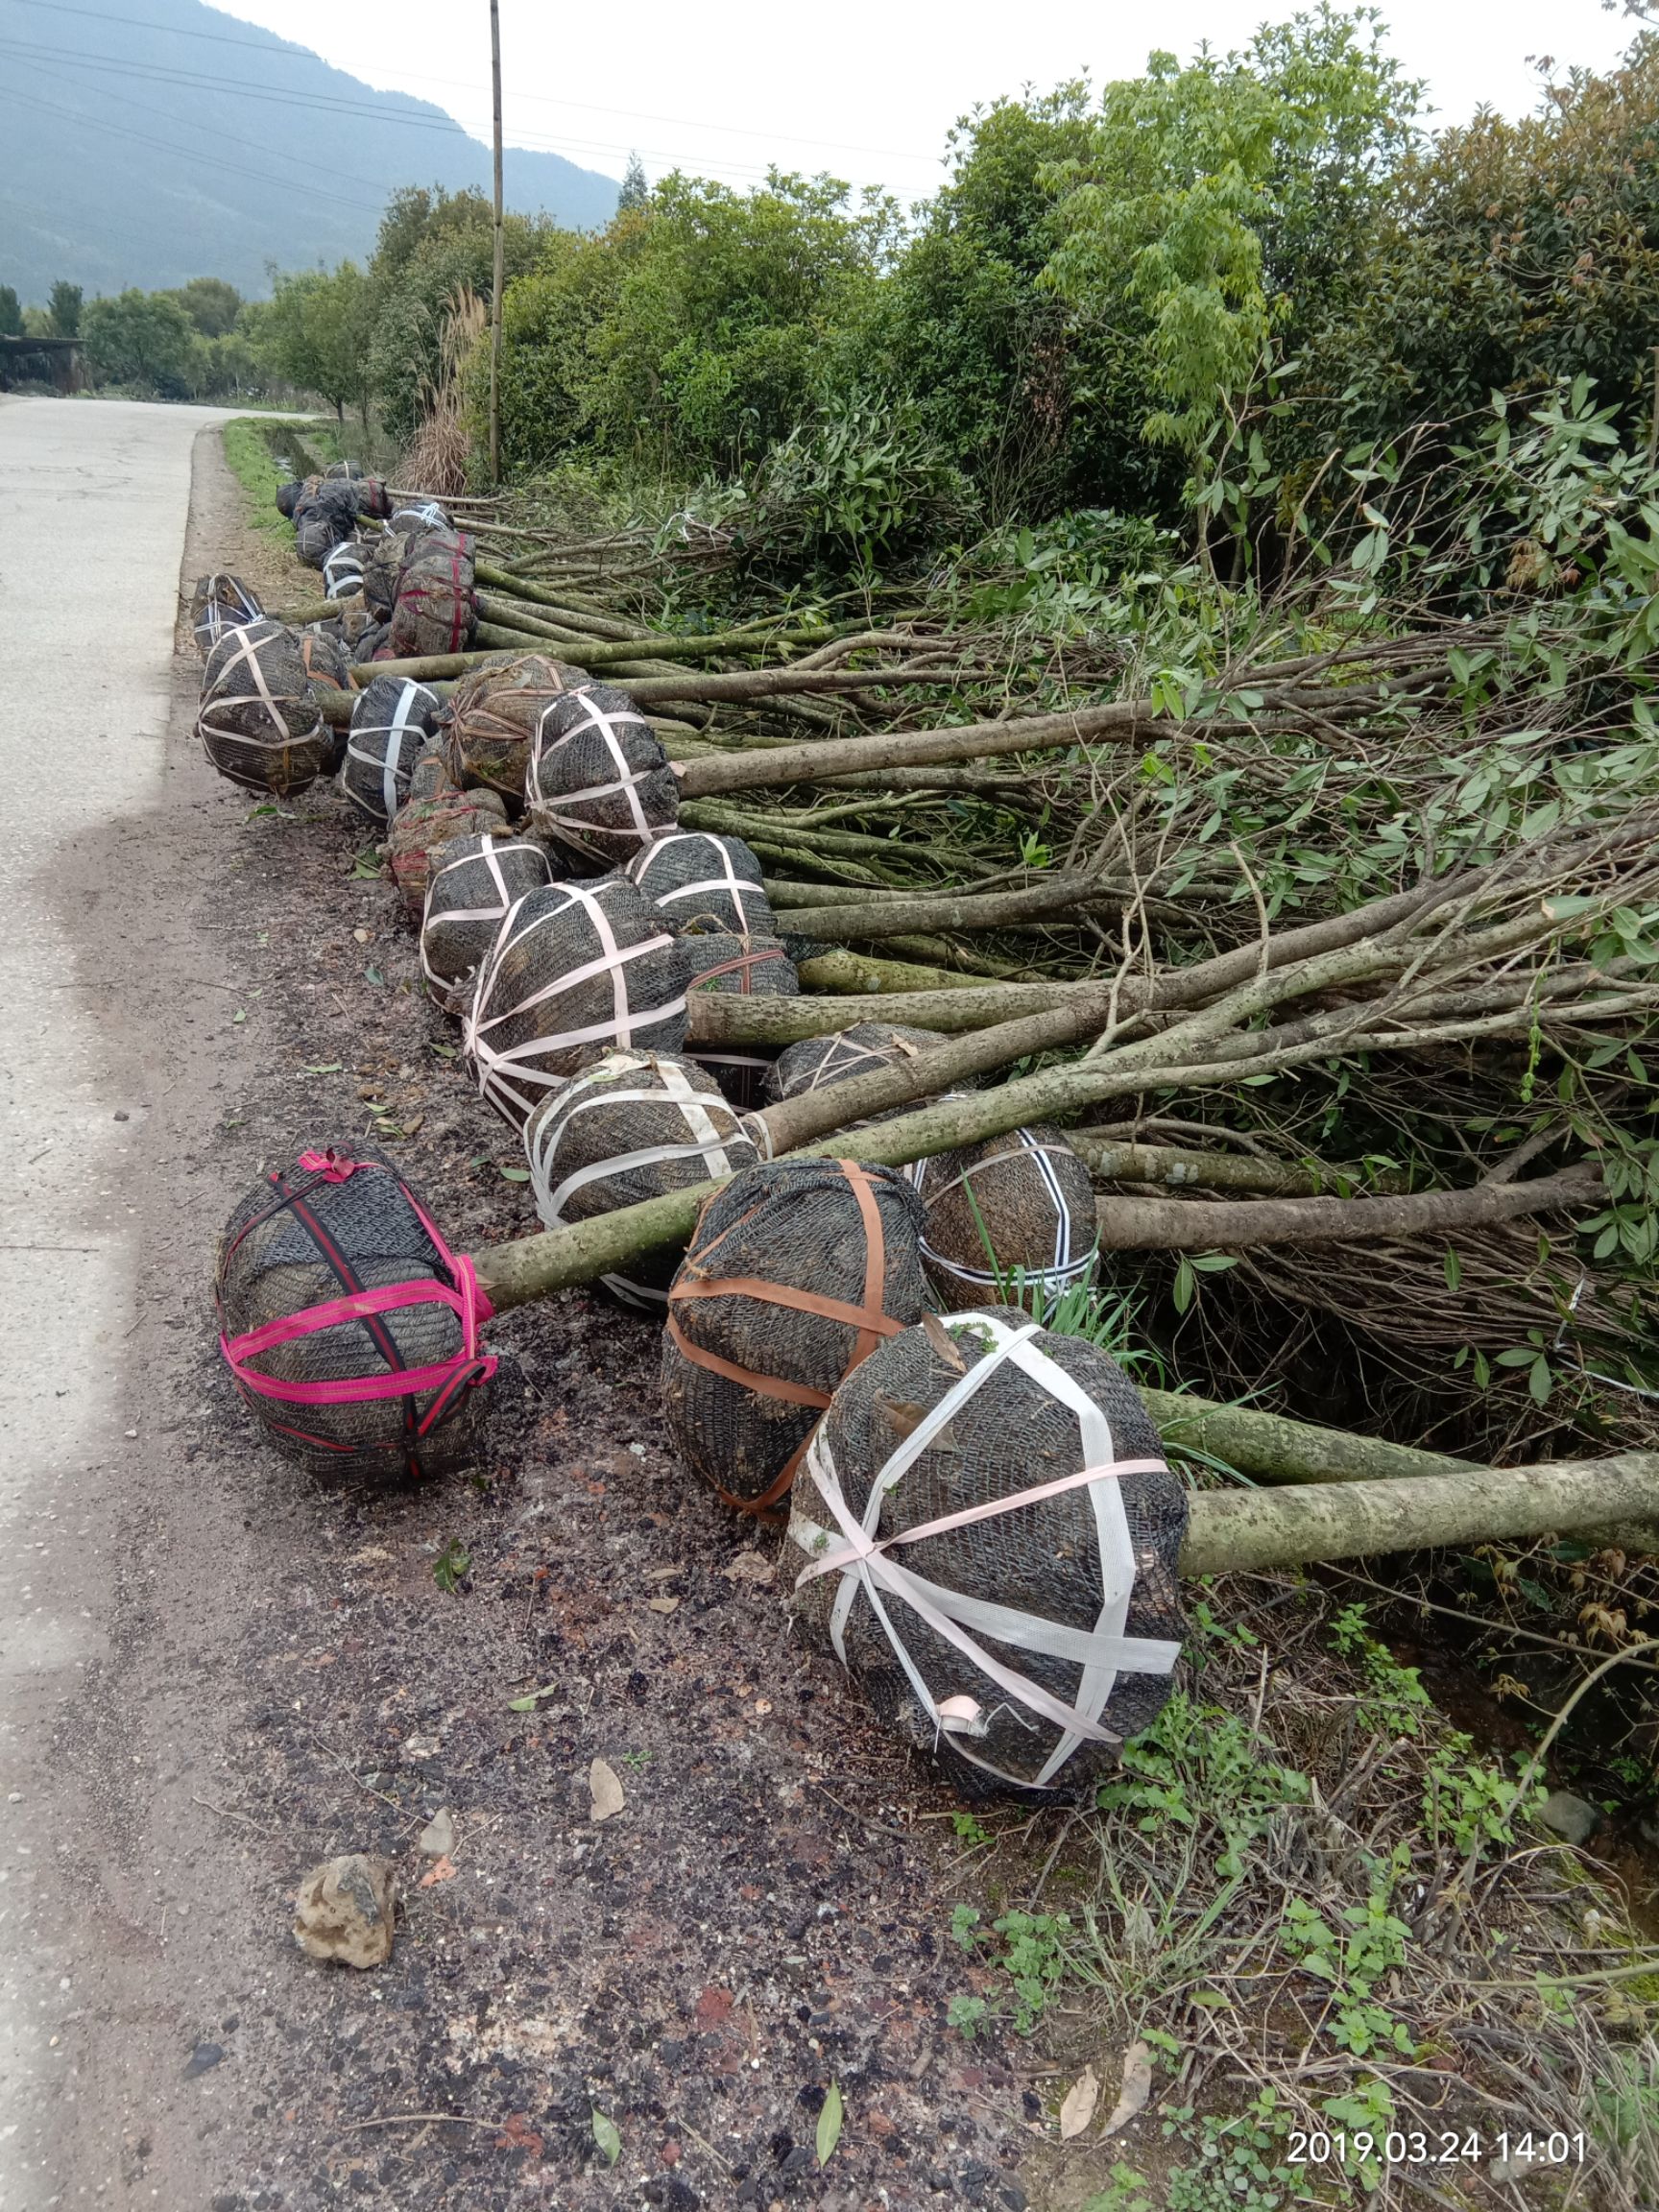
[{"left": 489, "top": 0, "right": 504, "bottom": 486}]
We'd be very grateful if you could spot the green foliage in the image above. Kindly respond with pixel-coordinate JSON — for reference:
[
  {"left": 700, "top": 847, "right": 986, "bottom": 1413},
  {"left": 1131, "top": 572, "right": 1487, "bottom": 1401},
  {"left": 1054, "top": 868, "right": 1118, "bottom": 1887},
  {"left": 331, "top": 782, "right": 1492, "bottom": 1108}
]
[
  {"left": 82, "top": 288, "right": 200, "bottom": 395},
  {"left": 170, "top": 276, "right": 243, "bottom": 338},
  {"left": 432, "top": 1538, "right": 471, "bottom": 1594},
  {"left": 1161, "top": 2091, "right": 1312, "bottom": 2212},
  {"left": 263, "top": 263, "right": 372, "bottom": 420},
  {"left": 1096, "top": 1689, "right": 1311, "bottom": 1878},
  {"left": 0, "top": 285, "right": 20, "bottom": 338},
  {"left": 46, "top": 280, "right": 81, "bottom": 338}
]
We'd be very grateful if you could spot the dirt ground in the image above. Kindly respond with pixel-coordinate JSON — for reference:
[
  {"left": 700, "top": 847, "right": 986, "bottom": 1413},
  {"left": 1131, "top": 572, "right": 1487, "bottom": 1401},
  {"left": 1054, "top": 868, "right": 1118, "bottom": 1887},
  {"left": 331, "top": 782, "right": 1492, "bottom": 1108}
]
[{"left": 43, "top": 425, "right": 1061, "bottom": 2212}]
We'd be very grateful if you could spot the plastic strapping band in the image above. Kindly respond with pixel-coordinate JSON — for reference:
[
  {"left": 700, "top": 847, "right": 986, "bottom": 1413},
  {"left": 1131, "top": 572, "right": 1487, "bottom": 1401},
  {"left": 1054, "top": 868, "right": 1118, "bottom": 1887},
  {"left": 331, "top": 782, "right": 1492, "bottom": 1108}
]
[
  {"left": 531, "top": 692, "right": 660, "bottom": 853},
  {"left": 790, "top": 1310, "right": 1179, "bottom": 1789}
]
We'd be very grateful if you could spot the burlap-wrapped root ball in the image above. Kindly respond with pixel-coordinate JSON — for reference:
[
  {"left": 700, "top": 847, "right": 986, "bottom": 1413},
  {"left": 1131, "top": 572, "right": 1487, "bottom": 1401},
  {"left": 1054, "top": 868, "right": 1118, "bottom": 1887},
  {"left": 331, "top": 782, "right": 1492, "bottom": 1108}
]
[
  {"left": 388, "top": 767, "right": 511, "bottom": 917},
  {"left": 524, "top": 1048, "right": 759, "bottom": 1310},
  {"left": 762, "top": 1023, "right": 965, "bottom": 1127},
  {"left": 391, "top": 498, "right": 451, "bottom": 535},
  {"left": 785, "top": 1307, "right": 1186, "bottom": 1793},
  {"left": 527, "top": 683, "right": 678, "bottom": 869},
  {"left": 420, "top": 832, "right": 553, "bottom": 1016},
  {"left": 294, "top": 480, "right": 366, "bottom": 568},
  {"left": 681, "top": 929, "right": 798, "bottom": 1110},
  {"left": 339, "top": 677, "right": 442, "bottom": 829},
  {"left": 911, "top": 1126, "right": 1099, "bottom": 1312},
  {"left": 626, "top": 830, "right": 773, "bottom": 937},
  {"left": 276, "top": 475, "right": 308, "bottom": 520},
  {"left": 361, "top": 532, "right": 407, "bottom": 621},
  {"left": 389, "top": 530, "right": 477, "bottom": 659},
  {"left": 662, "top": 1158, "right": 927, "bottom": 1516},
  {"left": 464, "top": 876, "right": 686, "bottom": 1128},
  {"left": 197, "top": 618, "right": 330, "bottom": 797},
  {"left": 442, "top": 653, "right": 590, "bottom": 803},
  {"left": 322, "top": 541, "right": 366, "bottom": 601},
  {"left": 297, "top": 628, "right": 351, "bottom": 692},
  {"left": 190, "top": 572, "right": 263, "bottom": 655},
  {"left": 215, "top": 1142, "right": 495, "bottom": 1484}
]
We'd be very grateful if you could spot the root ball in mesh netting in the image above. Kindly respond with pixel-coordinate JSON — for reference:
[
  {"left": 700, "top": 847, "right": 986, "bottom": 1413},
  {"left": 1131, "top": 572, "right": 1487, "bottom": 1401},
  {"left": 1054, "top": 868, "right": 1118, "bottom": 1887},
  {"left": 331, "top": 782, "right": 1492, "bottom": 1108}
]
[
  {"left": 785, "top": 1308, "right": 1186, "bottom": 1794},
  {"left": 527, "top": 684, "right": 678, "bottom": 869},
  {"left": 297, "top": 627, "right": 351, "bottom": 692},
  {"left": 323, "top": 541, "right": 366, "bottom": 601},
  {"left": 662, "top": 1157, "right": 927, "bottom": 1516},
  {"left": 389, "top": 781, "right": 511, "bottom": 916},
  {"left": 764, "top": 1022, "right": 957, "bottom": 1108},
  {"left": 197, "top": 618, "right": 331, "bottom": 798},
  {"left": 215, "top": 1142, "right": 495, "bottom": 1485},
  {"left": 340, "top": 677, "right": 443, "bottom": 829},
  {"left": 390, "top": 531, "right": 477, "bottom": 659},
  {"left": 190, "top": 572, "right": 263, "bottom": 656},
  {"left": 626, "top": 830, "right": 774, "bottom": 937},
  {"left": 294, "top": 481, "right": 366, "bottom": 568},
  {"left": 324, "top": 460, "right": 368, "bottom": 481},
  {"left": 391, "top": 498, "right": 451, "bottom": 535},
  {"left": 420, "top": 832, "right": 553, "bottom": 1017},
  {"left": 524, "top": 1048, "right": 759, "bottom": 1310},
  {"left": 442, "top": 653, "right": 591, "bottom": 803},
  {"left": 912, "top": 1126, "right": 1099, "bottom": 1312},
  {"left": 682, "top": 930, "right": 798, "bottom": 1106},
  {"left": 276, "top": 476, "right": 307, "bottom": 519},
  {"left": 361, "top": 533, "right": 406, "bottom": 620},
  {"left": 463, "top": 876, "right": 687, "bottom": 1127}
]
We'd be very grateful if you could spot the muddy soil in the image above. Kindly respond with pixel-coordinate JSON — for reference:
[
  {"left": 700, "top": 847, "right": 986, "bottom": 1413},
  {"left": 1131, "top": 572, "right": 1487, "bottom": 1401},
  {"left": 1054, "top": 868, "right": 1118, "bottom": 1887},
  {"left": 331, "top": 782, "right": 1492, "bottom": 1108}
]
[{"left": 53, "top": 427, "right": 1047, "bottom": 2212}]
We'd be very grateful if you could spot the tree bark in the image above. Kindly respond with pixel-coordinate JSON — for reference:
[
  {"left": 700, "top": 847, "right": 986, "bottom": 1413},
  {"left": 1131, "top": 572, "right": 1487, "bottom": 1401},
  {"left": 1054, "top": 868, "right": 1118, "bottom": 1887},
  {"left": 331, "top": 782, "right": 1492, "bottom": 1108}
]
[
  {"left": 1073, "top": 1137, "right": 1410, "bottom": 1197},
  {"left": 773, "top": 875, "right": 1130, "bottom": 941},
  {"left": 685, "top": 977, "right": 1095, "bottom": 1047},
  {"left": 794, "top": 949, "right": 1015, "bottom": 996},
  {"left": 1179, "top": 1455, "right": 1659, "bottom": 1575},
  {"left": 1095, "top": 1166, "right": 1600, "bottom": 1250}
]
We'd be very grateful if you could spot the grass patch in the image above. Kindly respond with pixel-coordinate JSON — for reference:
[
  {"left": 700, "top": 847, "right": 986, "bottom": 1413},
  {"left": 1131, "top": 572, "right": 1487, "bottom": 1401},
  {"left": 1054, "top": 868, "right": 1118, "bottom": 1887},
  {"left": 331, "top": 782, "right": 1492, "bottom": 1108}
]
[
  {"left": 221, "top": 417, "right": 300, "bottom": 543},
  {"left": 945, "top": 1598, "right": 1659, "bottom": 2209}
]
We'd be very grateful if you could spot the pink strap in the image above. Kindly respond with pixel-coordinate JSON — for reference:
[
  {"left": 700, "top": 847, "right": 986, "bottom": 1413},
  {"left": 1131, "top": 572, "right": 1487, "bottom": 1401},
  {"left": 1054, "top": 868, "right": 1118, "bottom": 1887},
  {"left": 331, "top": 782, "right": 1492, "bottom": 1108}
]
[{"left": 796, "top": 1456, "right": 1169, "bottom": 1586}]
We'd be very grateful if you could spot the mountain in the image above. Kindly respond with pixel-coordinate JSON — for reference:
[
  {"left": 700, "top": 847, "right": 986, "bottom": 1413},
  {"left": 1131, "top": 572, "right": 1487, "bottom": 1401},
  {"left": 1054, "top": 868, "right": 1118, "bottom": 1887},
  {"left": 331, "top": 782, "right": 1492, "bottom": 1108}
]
[{"left": 0, "top": 0, "right": 619, "bottom": 301}]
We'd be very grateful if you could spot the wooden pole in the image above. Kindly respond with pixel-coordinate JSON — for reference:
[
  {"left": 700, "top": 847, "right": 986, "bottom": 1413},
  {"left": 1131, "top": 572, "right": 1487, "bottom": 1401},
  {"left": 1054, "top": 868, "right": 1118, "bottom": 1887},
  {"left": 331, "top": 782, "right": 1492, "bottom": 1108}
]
[{"left": 488, "top": 0, "right": 505, "bottom": 489}]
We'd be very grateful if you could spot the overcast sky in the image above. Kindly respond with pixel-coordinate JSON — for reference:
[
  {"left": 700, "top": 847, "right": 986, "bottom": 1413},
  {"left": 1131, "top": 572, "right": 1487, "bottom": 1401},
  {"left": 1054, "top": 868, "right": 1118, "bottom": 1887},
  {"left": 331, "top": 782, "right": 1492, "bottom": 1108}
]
[{"left": 221, "top": 0, "right": 1641, "bottom": 199}]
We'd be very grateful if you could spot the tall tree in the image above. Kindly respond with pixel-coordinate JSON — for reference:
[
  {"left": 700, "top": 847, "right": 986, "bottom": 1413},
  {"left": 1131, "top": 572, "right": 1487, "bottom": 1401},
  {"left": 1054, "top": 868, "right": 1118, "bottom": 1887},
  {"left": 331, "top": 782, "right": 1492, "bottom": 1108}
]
[
  {"left": 47, "top": 280, "right": 82, "bottom": 338},
  {"left": 0, "top": 287, "right": 21, "bottom": 338},
  {"left": 261, "top": 264, "right": 370, "bottom": 420},
  {"left": 618, "top": 153, "right": 649, "bottom": 211},
  {"left": 172, "top": 277, "right": 243, "bottom": 338}
]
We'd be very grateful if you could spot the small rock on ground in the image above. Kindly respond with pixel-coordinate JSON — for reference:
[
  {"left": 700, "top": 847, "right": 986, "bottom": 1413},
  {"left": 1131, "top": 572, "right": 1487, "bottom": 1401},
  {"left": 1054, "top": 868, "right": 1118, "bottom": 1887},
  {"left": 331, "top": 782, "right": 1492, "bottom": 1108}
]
[{"left": 293, "top": 1852, "right": 397, "bottom": 1967}]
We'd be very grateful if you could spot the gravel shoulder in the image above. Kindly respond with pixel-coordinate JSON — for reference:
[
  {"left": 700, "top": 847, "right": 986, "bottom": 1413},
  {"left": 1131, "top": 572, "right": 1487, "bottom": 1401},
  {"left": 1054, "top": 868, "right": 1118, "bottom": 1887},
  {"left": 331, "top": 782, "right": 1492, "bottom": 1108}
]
[{"left": 13, "top": 421, "right": 1040, "bottom": 2212}]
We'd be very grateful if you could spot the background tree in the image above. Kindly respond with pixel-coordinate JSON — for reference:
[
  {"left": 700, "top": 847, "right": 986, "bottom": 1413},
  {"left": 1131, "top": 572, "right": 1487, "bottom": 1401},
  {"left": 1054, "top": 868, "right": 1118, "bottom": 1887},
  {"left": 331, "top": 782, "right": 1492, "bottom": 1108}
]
[
  {"left": 617, "top": 153, "right": 649, "bottom": 211},
  {"left": 81, "top": 289, "right": 201, "bottom": 393},
  {"left": 262, "top": 263, "right": 371, "bottom": 420},
  {"left": 171, "top": 276, "right": 244, "bottom": 338},
  {"left": 0, "top": 287, "right": 21, "bottom": 338},
  {"left": 47, "top": 280, "right": 82, "bottom": 338}
]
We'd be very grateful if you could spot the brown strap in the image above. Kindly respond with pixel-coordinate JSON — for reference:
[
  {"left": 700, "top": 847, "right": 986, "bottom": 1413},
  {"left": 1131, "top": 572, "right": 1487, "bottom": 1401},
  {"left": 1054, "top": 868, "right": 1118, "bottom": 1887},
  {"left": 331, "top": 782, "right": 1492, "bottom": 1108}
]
[
  {"left": 663, "top": 1310, "right": 832, "bottom": 1408},
  {"left": 713, "top": 1425, "right": 819, "bottom": 1522},
  {"left": 842, "top": 1160, "right": 888, "bottom": 1375},
  {"left": 670, "top": 1275, "right": 902, "bottom": 1338},
  {"left": 689, "top": 946, "right": 785, "bottom": 997}
]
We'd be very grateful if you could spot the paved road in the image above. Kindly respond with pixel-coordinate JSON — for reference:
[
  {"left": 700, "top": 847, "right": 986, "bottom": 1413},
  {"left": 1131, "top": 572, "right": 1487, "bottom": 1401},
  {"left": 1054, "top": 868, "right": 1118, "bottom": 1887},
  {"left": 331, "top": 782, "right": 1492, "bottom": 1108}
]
[{"left": 0, "top": 397, "right": 237, "bottom": 2210}]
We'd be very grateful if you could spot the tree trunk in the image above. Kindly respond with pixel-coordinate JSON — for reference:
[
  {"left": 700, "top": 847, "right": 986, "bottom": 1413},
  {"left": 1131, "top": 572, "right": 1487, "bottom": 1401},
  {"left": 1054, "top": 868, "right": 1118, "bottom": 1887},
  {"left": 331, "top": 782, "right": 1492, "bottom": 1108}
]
[
  {"left": 1179, "top": 1455, "right": 1659, "bottom": 1575},
  {"left": 1095, "top": 1166, "right": 1600, "bottom": 1250},
  {"left": 1073, "top": 1137, "right": 1409, "bottom": 1198},
  {"left": 774, "top": 875, "right": 1130, "bottom": 942}
]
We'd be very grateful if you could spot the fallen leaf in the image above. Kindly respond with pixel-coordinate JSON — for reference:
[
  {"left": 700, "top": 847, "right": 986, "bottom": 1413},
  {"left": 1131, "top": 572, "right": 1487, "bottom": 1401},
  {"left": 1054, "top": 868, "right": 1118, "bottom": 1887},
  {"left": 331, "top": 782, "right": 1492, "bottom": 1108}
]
[
  {"left": 352, "top": 927, "right": 373, "bottom": 944},
  {"left": 418, "top": 1854, "right": 457, "bottom": 1887},
  {"left": 647, "top": 1595, "right": 680, "bottom": 1614},
  {"left": 872, "top": 1392, "right": 931, "bottom": 1441},
  {"left": 816, "top": 2079, "right": 844, "bottom": 2166},
  {"left": 923, "top": 1311, "right": 968, "bottom": 1372},
  {"left": 1101, "top": 2041, "right": 1153, "bottom": 2137},
  {"left": 506, "top": 1683, "right": 558, "bottom": 1712},
  {"left": 644, "top": 1563, "right": 684, "bottom": 1581},
  {"left": 1059, "top": 2065, "right": 1099, "bottom": 2140},
  {"left": 589, "top": 1758, "right": 625, "bottom": 1823},
  {"left": 722, "top": 1551, "right": 775, "bottom": 1586},
  {"left": 498, "top": 1165, "right": 530, "bottom": 1183},
  {"left": 591, "top": 2110, "right": 621, "bottom": 2166}
]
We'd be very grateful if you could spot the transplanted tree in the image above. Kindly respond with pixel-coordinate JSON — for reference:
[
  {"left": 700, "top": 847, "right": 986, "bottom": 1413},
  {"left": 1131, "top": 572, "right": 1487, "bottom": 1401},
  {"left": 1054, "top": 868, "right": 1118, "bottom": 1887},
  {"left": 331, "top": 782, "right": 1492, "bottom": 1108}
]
[
  {"left": 262, "top": 263, "right": 371, "bottom": 420},
  {"left": 47, "top": 281, "right": 82, "bottom": 339}
]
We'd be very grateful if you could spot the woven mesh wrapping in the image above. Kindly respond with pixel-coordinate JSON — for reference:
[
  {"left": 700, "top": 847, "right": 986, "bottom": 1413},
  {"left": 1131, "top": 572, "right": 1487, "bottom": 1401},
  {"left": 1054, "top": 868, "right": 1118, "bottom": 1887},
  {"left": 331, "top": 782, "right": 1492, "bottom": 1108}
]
[
  {"left": 324, "top": 460, "right": 369, "bottom": 481},
  {"left": 762, "top": 1022, "right": 972, "bottom": 1131},
  {"left": 276, "top": 476, "right": 308, "bottom": 519},
  {"left": 391, "top": 499, "right": 451, "bottom": 535},
  {"left": 294, "top": 482, "right": 365, "bottom": 568},
  {"left": 323, "top": 541, "right": 366, "bottom": 600},
  {"left": 527, "top": 683, "right": 678, "bottom": 868},
  {"left": 442, "top": 653, "right": 591, "bottom": 803},
  {"left": 361, "top": 533, "right": 406, "bottom": 620},
  {"left": 682, "top": 931, "right": 798, "bottom": 1109},
  {"left": 662, "top": 1158, "right": 927, "bottom": 1514},
  {"left": 390, "top": 531, "right": 477, "bottom": 659},
  {"left": 215, "top": 1142, "right": 493, "bottom": 1484},
  {"left": 190, "top": 572, "right": 263, "bottom": 656},
  {"left": 913, "top": 1126, "right": 1099, "bottom": 1311},
  {"left": 627, "top": 830, "right": 773, "bottom": 936},
  {"left": 524, "top": 1048, "right": 759, "bottom": 1310},
  {"left": 463, "top": 876, "right": 687, "bottom": 1128},
  {"left": 785, "top": 1310, "right": 1186, "bottom": 1794},
  {"left": 198, "top": 619, "right": 330, "bottom": 798},
  {"left": 388, "top": 783, "right": 511, "bottom": 916},
  {"left": 297, "top": 629, "right": 351, "bottom": 691},
  {"left": 420, "top": 832, "right": 553, "bottom": 1016},
  {"left": 339, "top": 677, "right": 442, "bottom": 829}
]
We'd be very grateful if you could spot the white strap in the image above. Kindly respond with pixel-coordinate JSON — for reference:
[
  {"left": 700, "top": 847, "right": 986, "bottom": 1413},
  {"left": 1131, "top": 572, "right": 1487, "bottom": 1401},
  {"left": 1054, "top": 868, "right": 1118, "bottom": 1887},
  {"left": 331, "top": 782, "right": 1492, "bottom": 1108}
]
[
  {"left": 630, "top": 832, "right": 764, "bottom": 926},
  {"left": 792, "top": 1311, "right": 1170, "bottom": 1789},
  {"left": 531, "top": 693, "right": 661, "bottom": 853},
  {"left": 526, "top": 1060, "right": 740, "bottom": 1225}
]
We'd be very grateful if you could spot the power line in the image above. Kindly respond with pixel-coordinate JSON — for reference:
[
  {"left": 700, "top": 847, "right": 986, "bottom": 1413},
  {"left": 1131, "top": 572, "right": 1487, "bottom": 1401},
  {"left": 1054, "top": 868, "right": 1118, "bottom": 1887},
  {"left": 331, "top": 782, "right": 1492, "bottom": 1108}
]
[
  {"left": 0, "top": 77, "right": 386, "bottom": 214},
  {"left": 0, "top": 0, "right": 939, "bottom": 168}
]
